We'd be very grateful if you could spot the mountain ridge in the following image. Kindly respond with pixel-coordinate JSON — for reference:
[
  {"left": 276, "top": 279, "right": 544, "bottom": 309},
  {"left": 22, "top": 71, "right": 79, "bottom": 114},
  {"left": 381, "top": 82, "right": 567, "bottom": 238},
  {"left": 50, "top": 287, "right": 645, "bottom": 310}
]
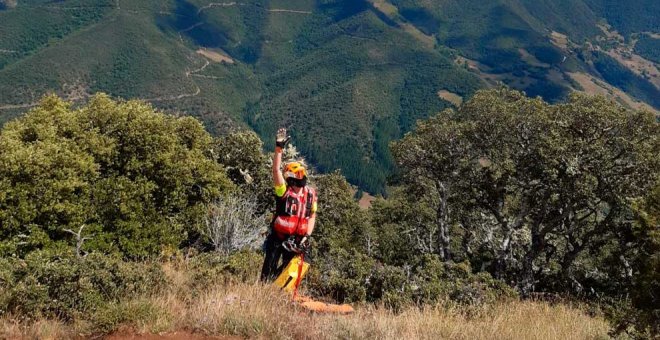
[{"left": 0, "top": 0, "right": 658, "bottom": 193}]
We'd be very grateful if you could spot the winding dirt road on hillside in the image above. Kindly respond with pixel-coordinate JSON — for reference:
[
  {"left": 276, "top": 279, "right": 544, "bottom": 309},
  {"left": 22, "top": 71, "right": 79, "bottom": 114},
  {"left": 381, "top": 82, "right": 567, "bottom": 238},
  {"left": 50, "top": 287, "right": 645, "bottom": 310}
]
[{"left": 0, "top": 1, "right": 312, "bottom": 111}]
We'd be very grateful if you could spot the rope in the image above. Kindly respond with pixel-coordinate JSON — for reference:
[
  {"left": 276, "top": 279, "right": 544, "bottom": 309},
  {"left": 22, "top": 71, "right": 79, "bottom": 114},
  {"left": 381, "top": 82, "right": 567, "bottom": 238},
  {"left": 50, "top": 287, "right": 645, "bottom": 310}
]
[{"left": 292, "top": 253, "right": 304, "bottom": 300}]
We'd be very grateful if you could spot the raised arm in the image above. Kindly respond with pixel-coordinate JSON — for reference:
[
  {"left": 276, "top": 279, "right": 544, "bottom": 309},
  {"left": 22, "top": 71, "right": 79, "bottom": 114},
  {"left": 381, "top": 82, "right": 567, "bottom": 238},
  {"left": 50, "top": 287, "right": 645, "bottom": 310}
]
[{"left": 272, "top": 128, "right": 288, "bottom": 188}]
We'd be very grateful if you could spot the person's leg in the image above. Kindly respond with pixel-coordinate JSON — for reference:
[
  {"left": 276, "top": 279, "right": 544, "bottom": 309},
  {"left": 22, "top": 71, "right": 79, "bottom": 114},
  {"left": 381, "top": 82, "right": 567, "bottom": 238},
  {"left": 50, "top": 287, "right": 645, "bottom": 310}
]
[
  {"left": 277, "top": 250, "right": 296, "bottom": 275},
  {"left": 260, "top": 233, "right": 282, "bottom": 282}
]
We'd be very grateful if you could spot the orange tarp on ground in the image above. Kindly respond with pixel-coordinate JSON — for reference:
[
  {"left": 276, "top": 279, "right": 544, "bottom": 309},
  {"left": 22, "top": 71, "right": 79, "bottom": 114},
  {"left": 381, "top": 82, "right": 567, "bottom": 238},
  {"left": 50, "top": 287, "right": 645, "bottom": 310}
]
[{"left": 294, "top": 295, "right": 354, "bottom": 314}]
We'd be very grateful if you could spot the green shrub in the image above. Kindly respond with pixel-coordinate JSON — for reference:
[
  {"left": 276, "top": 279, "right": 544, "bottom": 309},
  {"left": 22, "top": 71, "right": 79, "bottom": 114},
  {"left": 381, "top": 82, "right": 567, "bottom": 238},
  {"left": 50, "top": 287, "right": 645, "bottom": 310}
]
[
  {"left": 0, "top": 250, "right": 167, "bottom": 320},
  {"left": 87, "top": 299, "right": 170, "bottom": 335},
  {"left": 0, "top": 94, "right": 233, "bottom": 258},
  {"left": 307, "top": 250, "right": 516, "bottom": 308},
  {"left": 186, "top": 250, "right": 262, "bottom": 292}
]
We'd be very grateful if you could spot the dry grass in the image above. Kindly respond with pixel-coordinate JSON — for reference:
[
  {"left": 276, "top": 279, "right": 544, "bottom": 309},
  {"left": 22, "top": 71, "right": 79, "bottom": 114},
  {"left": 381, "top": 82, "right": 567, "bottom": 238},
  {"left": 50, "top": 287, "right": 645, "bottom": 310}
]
[
  {"left": 196, "top": 49, "right": 234, "bottom": 64},
  {"left": 437, "top": 90, "right": 464, "bottom": 107},
  {"left": 568, "top": 72, "right": 658, "bottom": 114},
  {"left": 0, "top": 265, "right": 611, "bottom": 340},
  {"left": 550, "top": 31, "right": 569, "bottom": 49},
  {"left": 158, "top": 284, "right": 610, "bottom": 340},
  {"left": 0, "top": 318, "right": 73, "bottom": 340}
]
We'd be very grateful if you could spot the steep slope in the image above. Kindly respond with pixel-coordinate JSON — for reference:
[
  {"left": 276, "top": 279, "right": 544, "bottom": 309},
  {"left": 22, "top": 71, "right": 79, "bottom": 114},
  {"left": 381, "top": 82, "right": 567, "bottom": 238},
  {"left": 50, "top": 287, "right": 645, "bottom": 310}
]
[
  {"left": 389, "top": 0, "right": 660, "bottom": 106},
  {"left": 0, "top": 0, "right": 658, "bottom": 193}
]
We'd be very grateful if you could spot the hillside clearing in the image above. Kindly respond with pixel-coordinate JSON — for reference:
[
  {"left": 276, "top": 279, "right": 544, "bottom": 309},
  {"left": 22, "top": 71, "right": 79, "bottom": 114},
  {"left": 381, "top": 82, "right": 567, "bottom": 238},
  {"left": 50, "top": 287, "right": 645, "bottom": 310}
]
[
  {"left": 197, "top": 49, "right": 234, "bottom": 64},
  {"left": 550, "top": 31, "right": 569, "bottom": 49},
  {"left": 358, "top": 192, "right": 377, "bottom": 209},
  {"left": 438, "top": 90, "right": 464, "bottom": 107},
  {"left": 0, "top": 283, "right": 610, "bottom": 340},
  {"left": 605, "top": 48, "right": 660, "bottom": 89},
  {"left": 568, "top": 72, "right": 658, "bottom": 113},
  {"left": 368, "top": 0, "right": 435, "bottom": 48}
]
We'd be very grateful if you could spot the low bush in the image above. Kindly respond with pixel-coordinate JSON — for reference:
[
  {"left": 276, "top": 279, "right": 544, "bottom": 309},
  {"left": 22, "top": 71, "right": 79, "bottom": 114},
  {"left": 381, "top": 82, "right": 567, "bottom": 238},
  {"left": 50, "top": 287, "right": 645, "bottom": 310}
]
[
  {"left": 307, "top": 250, "right": 516, "bottom": 309},
  {"left": 0, "top": 250, "right": 167, "bottom": 320},
  {"left": 186, "top": 250, "right": 262, "bottom": 293},
  {"left": 87, "top": 299, "right": 170, "bottom": 335}
]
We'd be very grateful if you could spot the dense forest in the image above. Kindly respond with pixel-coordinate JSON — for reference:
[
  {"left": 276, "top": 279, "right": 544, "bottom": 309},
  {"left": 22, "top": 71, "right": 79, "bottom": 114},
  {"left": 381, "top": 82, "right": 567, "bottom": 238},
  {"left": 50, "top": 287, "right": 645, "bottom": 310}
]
[
  {"left": 1, "top": 0, "right": 658, "bottom": 194},
  {"left": 0, "top": 90, "right": 657, "bottom": 337},
  {"left": 635, "top": 35, "right": 660, "bottom": 64}
]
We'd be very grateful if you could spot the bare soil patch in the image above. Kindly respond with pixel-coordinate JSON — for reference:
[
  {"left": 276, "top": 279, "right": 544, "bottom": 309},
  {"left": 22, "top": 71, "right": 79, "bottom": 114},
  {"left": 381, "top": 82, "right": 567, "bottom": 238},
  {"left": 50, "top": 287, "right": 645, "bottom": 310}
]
[
  {"left": 358, "top": 192, "right": 376, "bottom": 209},
  {"left": 568, "top": 72, "right": 658, "bottom": 113},
  {"left": 105, "top": 330, "right": 232, "bottom": 340},
  {"left": 367, "top": 0, "right": 434, "bottom": 48},
  {"left": 518, "top": 48, "right": 550, "bottom": 68},
  {"left": 437, "top": 90, "right": 463, "bottom": 107},
  {"left": 605, "top": 48, "right": 660, "bottom": 88},
  {"left": 550, "top": 31, "right": 569, "bottom": 49},
  {"left": 369, "top": 0, "right": 398, "bottom": 16},
  {"left": 196, "top": 49, "right": 234, "bottom": 64}
]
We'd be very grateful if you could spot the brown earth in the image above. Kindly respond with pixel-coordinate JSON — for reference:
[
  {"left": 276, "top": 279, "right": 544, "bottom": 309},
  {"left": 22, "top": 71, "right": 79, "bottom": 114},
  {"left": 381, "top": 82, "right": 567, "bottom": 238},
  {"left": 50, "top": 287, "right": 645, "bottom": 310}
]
[
  {"left": 568, "top": 72, "right": 658, "bottom": 113},
  {"left": 605, "top": 48, "right": 660, "bottom": 88},
  {"left": 437, "top": 90, "right": 463, "bottom": 107},
  {"left": 104, "top": 330, "right": 235, "bottom": 340},
  {"left": 358, "top": 192, "right": 376, "bottom": 209},
  {"left": 550, "top": 31, "right": 569, "bottom": 49},
  {"left": 196, "top": 49, "right": 234, "bottom": 64},
  {"left": 518, "top": 48, "right": 550, "bottom": 68}
]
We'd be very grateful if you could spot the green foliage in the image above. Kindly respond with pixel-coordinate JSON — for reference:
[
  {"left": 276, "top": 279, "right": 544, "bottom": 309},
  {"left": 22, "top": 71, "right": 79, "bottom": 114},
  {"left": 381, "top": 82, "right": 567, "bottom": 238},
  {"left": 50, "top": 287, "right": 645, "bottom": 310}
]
[
  {"left": 214, "top": 130, "right": 272, "bottom": 213},
  {"left": 591, "top": 51, "right": 660, "bottom": 109},
  {"left": 312, "top": 171, "right": 369, "bottom": 254},
  {"left": 623, "top": 184, "right": 660, "bottom": 337},
  {"left": 0, "top": 0, "right": 113, "bottom": 70},
  {"left": 1, "top": 0, "right": 657, "bottom": 194},
  {"left": 390, "top": 88, "right": 659, "bottom": 296},
  {"left": 87, "top": 299, "right": 168, "bottom": 335},
  {"left": 186, "top": 250, "right": 263, "bottom": 292},
  {"left": 634, "top": 35, "right": 660, "bottom": 64},
  {"left": 0, "top": 94, "right": 233, "bottom": 258},
  {"left": 583, "top": 0, "right": 660, "bottom": 36},
  {"left": 307, "top": 249, "right": 516, "bottom": 309},
  {"left": 0, "top": 250, "right": 167, "bottom": 320},
  {"left": 387, "top": 87, "right": 659, "bottom": 333}
]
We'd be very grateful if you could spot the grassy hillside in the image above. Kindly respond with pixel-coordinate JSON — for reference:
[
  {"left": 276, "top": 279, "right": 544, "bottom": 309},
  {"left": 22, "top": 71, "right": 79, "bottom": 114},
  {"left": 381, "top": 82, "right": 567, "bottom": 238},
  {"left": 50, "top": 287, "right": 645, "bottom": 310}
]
[
  {"left": 635, "top": 35, "right": 660, "bottom": 64},
  {"left": 0, "top": 267, "right": 611, "bottom": 339},
  {"left": 0, "top": 0, "right": 658, "bottom": 193}
]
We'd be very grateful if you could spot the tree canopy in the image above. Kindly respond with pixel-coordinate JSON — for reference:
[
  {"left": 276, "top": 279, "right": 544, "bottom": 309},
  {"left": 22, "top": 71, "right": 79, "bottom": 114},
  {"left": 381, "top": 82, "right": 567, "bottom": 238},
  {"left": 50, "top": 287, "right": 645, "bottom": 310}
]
[
  {"left": 0, "top": 94, "right": 233, "bottom": 258},
  {"left": 389, "top": 88, "right": 659, "bottom": 295}
]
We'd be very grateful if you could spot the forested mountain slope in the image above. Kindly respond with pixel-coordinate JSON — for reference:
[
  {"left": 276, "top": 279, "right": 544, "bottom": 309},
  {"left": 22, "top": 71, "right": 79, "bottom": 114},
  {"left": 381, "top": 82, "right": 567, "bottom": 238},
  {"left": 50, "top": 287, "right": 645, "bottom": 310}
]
[{"left": 0, "top": 0, "right": 658, "bottom": 193}]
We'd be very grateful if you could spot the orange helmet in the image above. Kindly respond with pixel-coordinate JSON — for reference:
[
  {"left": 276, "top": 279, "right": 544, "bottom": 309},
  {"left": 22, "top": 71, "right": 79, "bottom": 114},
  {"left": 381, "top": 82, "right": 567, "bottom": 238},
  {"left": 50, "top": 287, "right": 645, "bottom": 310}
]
[{"left": 283, "top": 162, "right": 307, "bottom": 180}]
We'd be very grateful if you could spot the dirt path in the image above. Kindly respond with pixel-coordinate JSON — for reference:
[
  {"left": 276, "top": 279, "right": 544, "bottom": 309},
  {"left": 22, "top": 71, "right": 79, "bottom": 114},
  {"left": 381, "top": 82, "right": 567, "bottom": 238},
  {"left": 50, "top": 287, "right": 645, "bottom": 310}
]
[
  {"left": 196, "top": 2, "right": 311, "bottom": 14},
  {"left": 0, "top": 102, "right": 39, "bottom": 110},
  {"left": 105, "top": 330, "right": 235, "bottom": 340},
  {"left": 267, "top": 9, "right": 312, "bottom": 14},
  {"left": 0, "top": 1, "right": 312, "bottom": 111},
  {"left": 197, "top": 2, "right": 240, "bottom": 14}
]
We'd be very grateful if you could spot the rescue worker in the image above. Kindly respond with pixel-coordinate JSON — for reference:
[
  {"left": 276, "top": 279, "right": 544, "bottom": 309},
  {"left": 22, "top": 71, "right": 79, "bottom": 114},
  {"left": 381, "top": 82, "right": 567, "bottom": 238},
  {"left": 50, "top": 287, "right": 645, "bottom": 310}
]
[{"left": 260, "top": 128, "right": 318, "bottom": 282}]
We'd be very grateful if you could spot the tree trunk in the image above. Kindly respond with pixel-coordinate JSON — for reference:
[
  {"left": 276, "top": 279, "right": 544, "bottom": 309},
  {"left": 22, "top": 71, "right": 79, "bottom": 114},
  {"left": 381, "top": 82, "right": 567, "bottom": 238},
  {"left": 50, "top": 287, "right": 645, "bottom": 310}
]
[
  {"left": 436, "top": 181, "right": 451, "bottom": 262},
  {"left": 519, "top": 219, "right": 545, "bottom": 296}
]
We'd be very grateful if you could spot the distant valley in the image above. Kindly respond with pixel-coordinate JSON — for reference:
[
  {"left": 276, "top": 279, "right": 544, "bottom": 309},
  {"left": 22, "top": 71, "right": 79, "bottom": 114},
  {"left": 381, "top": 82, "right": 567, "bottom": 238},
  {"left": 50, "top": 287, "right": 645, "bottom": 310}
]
[{"left": 1, "top": 0, "right": 658, "bottom": 193}]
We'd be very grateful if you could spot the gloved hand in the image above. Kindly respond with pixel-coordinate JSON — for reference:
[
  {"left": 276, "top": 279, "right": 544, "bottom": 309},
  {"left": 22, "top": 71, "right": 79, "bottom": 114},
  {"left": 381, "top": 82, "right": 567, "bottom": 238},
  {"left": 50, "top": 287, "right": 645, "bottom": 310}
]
[
  {"left": 299, "top": 236, "right": 311, "bottom": 251},
  {"left": 276, "top": 128, "right": 290, "bottom": 149}
]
